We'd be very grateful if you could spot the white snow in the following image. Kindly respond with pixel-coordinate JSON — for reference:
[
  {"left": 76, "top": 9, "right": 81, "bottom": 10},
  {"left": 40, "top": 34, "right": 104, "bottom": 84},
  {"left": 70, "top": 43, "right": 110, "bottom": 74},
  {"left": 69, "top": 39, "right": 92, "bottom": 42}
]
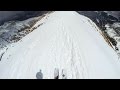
[{"left": 0, "top": 11, "right": 120, "bottom": 79}]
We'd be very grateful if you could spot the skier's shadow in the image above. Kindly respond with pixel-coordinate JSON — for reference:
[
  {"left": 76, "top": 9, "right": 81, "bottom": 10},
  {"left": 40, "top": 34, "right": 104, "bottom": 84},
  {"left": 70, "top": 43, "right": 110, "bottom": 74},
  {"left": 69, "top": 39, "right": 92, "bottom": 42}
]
[
  {"left": 36, "top": 68, "right": 67, "bottom": 79},
  {"left": 36, "top": 70, "right": 43, "bottom": 79}
]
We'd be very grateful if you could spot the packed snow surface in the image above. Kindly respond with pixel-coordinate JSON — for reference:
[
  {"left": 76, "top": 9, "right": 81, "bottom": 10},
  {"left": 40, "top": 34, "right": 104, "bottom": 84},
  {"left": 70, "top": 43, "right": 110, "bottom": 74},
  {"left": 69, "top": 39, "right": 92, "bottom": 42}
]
[{"left": 0, "top": 11, "right": 120, "bottom": 79}]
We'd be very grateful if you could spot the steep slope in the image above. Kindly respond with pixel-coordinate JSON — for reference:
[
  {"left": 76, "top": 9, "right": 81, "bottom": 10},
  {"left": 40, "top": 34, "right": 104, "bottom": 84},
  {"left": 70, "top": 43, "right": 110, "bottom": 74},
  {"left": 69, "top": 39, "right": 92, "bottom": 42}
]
[
  {"left": 77, "top": 11, "right": 120, "bottom": 58},
  {"left": 0, "top": 11, "right": 120, "bottom": 79}
]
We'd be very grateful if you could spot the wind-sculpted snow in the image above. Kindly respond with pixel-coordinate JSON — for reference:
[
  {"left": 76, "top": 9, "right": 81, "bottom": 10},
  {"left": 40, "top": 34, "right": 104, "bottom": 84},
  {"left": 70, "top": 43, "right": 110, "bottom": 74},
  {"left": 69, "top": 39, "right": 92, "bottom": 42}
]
[{"left": 0, "top": 11, "right": 120, "bottom": 79}]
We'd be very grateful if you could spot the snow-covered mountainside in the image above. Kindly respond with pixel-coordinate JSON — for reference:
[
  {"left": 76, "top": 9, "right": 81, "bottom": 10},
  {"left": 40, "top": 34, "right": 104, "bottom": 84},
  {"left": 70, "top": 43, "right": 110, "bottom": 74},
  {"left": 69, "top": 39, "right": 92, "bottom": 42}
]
[
  {"left": 0, "top": 11, "right": 120, "bottom": 79},
  {"left": 104, "top": 23, "right": 120, "bottom": 57},
  {"left": 0, "top": 13, "right": 47, "bottom": 49}
]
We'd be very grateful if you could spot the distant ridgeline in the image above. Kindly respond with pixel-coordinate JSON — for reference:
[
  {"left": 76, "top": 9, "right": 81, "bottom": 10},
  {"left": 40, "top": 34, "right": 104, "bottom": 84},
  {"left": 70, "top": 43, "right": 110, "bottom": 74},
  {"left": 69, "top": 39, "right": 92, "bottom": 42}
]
[
  {"left": 77, "top": 11, "right": 120, "bottom": 30},
  {"left": 0, "top": 11, "right": 47, "bottom": 25}
]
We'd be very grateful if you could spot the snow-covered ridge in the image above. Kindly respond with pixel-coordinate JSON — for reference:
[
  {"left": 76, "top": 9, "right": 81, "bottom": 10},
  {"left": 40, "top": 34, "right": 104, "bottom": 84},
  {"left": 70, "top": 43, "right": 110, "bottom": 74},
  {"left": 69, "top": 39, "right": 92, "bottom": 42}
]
[{"left": 0, "top": 11, "right": 120, "bottom": 79}]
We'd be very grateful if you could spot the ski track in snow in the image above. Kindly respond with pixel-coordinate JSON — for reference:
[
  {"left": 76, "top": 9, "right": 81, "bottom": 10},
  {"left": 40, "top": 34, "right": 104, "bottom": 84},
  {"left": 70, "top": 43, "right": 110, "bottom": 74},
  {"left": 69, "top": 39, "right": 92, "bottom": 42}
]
[
  {"left": 0, "top": 11, "right": 120, "bottom": 79},
  {"left": 47, "top": 17, "right": 88, "bottom": 79}
]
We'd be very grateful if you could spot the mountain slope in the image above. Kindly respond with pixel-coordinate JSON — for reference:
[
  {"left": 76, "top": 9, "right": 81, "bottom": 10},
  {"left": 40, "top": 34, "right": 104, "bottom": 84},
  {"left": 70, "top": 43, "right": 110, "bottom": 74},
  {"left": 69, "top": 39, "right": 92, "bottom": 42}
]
[
  {"left": 77, "top": 11, "right": 120, "bottom": 58},
  {"left": 0, "top": 11, "right": 120, "bottom": 79},
  {"left": 0, "top": 11, "right": 47, "bottom": 26}
]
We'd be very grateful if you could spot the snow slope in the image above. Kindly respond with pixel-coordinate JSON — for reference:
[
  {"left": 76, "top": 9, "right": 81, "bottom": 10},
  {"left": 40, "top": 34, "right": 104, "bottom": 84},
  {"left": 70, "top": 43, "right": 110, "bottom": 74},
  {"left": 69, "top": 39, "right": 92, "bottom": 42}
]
[{"left": 0, "top": 11, "right": 120, "bottom": 79}]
